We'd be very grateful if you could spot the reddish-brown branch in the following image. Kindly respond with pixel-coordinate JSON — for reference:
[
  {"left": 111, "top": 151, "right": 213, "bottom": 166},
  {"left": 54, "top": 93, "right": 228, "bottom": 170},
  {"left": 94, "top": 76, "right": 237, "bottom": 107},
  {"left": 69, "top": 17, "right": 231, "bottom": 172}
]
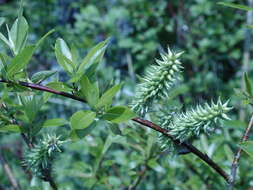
[
  {"left": 0, "top": 79, "right": 84, "bottom": 102},
  {"left": 0, "top": 79, "right": 230, "bottom": 183}
]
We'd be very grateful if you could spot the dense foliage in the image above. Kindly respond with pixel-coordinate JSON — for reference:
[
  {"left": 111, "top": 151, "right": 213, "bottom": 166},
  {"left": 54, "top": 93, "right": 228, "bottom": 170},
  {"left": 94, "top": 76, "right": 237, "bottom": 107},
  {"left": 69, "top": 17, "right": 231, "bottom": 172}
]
[{"left": 1, "top": 1, "right": 253, "bottom": 190}]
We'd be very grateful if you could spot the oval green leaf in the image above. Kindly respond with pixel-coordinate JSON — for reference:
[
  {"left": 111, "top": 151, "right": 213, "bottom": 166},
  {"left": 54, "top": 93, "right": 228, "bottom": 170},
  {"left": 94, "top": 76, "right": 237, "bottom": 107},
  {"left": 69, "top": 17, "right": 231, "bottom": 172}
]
[
  {"left": 70, "top": 110, "right": 96, "bottom": 129},
  {"left": 0, "top": 124, "right": 21, "bottom": 133},
  {"left": 102, "top": 106, "right": 136, "bottom": 123},
  {"left": 43, "top": 118, "right": 68, "bottom": 128}
]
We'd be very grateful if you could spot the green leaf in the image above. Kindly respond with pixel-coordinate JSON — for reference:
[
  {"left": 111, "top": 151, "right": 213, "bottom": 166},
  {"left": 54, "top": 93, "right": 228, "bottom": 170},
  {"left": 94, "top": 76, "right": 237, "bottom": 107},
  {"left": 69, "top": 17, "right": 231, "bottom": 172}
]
[
  {"left": 95, "top": 84, "right": 121, "bottom": 109},
  {"left": 7, "top": 45, "right": 36, "bottom": 77},
  {"left": 10, "top": 16, "right": 29, "bottom": 54},
  {"left": 0, "top": 124, "right": 21, "bottom": 133},
  {"left": 80, "top": 75, "right": 99, "bottom": 107},
  {"left": 43, "top": 118, "right": 68, "bottom": 128},
  {"left": 0, "top": 53, "right": 8, "bottom": 67},
  {"left": 70, "top": 45, "right": 79, "bottom": 66},
  {"left": 0, "top": 53, "right": 8, "bottom": 77},
  {"left": 244, "top": 72, "right": 253, "bottom": 96},
  {"left": 77, "top": 39, "right": 108, "bottom": 77},
  {"left": 223, "top": 120, "right": 247, "bottom": 129},
  {"left": 31, "top": 70, "right": 57, "bottom": 83},
  {"left": 218, "top": 2, "right": 253, "bottom": 11},
  {"left": 0, "top": 33, "right": 11, "bottom": 49},
  {"left": 55, "top": 38, "right": 75, "bottom": 74},
  {"left": 69, "top": 122, "right": 96, "bottom": 141},
  {"left": 6, "top": 24, "right": 14, "bottom": 50},
  {"left": 20, "top": 95, "right": 44, "bottom": 122},
  {"left": 70, "top": 110, "right": 96, "bottom": 129},
  {"left": 241, "top": 141, "right": 253, "bottom": 157},
  {"left": 102, "top": 106, "right": 136, "bottom": 123},
  {"left": 57, "top": 38, "right": 72, "bottom": 60}
]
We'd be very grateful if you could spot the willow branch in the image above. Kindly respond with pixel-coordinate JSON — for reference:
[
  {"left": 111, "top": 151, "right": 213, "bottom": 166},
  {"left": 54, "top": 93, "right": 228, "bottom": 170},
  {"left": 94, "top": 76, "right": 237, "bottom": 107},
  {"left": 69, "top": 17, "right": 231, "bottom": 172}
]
[
  {"left": 0, "top": 79, "right": 230, "bottom": 183},
  {"left": 228, "top": 113, "right": 253, "bottom": 189}
]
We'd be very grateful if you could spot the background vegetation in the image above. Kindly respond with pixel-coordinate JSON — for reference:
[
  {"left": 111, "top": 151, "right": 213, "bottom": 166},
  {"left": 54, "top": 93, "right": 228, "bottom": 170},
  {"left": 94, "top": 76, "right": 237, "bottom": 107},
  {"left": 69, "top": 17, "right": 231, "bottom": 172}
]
[{"left": 0, "top": 0, "right": 253, "bottom": 189}]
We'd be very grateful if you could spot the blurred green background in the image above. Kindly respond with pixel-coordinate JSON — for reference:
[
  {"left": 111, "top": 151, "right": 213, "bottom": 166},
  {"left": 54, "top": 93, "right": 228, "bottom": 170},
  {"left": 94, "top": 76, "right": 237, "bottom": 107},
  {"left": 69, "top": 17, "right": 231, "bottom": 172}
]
[{"left": 1, "top": 0, "right": 253, "bottom": 189}]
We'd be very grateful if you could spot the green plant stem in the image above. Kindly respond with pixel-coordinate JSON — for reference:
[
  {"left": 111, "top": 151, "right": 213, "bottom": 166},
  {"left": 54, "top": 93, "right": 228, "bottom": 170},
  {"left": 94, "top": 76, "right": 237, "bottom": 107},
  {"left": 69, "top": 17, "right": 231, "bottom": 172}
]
[
  {"left": 0, "top": 79, "right": 230, "bottom": 183},
  {"left": 228, "top": 113, "right": 253, "bottom": 190}
]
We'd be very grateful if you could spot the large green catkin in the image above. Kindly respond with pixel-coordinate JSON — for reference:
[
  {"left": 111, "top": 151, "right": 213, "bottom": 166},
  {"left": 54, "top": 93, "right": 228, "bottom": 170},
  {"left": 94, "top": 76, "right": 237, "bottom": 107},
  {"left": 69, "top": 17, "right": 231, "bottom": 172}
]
[
  {"left": 23, "top": 134, "right": 64, "bottom": 179},
  {"left": 160, "top": 99, "right": 232, "bottom": 142},
  {"left": 132, "top": 47, "right": 184, "bottom": 116}
]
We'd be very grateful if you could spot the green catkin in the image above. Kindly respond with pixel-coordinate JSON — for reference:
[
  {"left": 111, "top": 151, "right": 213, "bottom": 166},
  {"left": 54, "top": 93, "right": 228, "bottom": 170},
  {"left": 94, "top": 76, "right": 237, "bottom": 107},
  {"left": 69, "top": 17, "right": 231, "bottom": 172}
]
[
  {"left": 132, "top": 47, "right": 184, "bottom": 116},
  {"left": 23, "top": 134, "right": 65, "bottom": 179},
  {"left": 160, "top": 98, "right": 232, "bottom": 142}
]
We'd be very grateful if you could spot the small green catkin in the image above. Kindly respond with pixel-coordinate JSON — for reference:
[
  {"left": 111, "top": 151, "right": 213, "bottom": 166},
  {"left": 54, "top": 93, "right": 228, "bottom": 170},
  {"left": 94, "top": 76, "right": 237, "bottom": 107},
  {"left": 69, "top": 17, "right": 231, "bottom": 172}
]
[
  {"left": 132, "top": 47, "right": 184, "bottom": 116},
  {"left": 23, "top": 134, "right": 65, "bottom": 179},
  {"left": 160, "top": 98, "right": 232, "bottom": 142}
]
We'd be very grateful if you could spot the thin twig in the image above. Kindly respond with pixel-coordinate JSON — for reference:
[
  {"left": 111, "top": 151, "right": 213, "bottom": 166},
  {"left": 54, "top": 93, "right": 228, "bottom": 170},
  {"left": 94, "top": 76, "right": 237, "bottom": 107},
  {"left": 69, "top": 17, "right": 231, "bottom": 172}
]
[
  {"left": 0, "top": 79, "right": 83, "bottom": 102},
  {"left": 228, "top": 113, "right": 253, "bottom": 190},
  {"left": 0, "top": 79, "right": 230, "bottom": 183},
  {"left": 0, "top": 151, "right": 21, "bottom": 190}
]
